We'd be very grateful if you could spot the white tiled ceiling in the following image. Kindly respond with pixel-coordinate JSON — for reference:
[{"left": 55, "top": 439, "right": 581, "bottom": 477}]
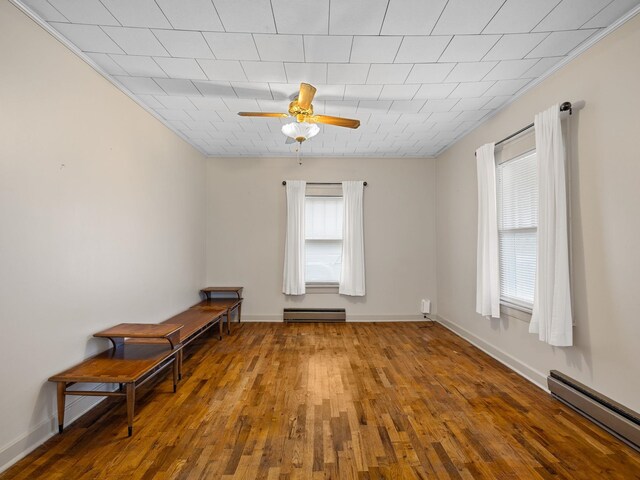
[{"left": 18, "top": 0, "right": 640, "bottom": 157}]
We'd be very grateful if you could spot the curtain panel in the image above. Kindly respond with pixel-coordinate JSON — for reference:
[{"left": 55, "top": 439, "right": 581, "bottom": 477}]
[{"left": 282, "top": 180, "right": 306, "bottom": 295}]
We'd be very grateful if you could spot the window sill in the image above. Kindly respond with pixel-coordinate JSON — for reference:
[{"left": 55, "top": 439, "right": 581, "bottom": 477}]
[
  {"left": 500, "top": 301, "right": 532, "bottom": 323},
  {"left": 306, "top": 283, "right": 339, "bottom": 294}
]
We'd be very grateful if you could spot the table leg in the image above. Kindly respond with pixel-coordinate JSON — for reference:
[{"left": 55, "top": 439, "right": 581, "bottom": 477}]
[
  {"left": 172, "top": 357, "right": 179, "bottom": 393},
  {"left": 219, "top": 315, "right": 223, "bottom": 340},
  {"left": 178, "top": 350, "right": 183, "bottom": 381},
  {"left": 226, "top": 309, "right": 231, "bottom": 335},
  {"left": 126, "top": 383, "right": 135, "bottom": 437},
  {"left": 238, "top": 302, "right": 242, "bottom": 323},
  {"left": 57, "top": 383, "right": 66, "bottom": 434}
]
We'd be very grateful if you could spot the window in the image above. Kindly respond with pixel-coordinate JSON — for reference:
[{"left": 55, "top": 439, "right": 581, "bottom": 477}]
[
  {"left": 305, "top": 196, "right": 343, "bottom": 284},
  {"left": 497, "top": 151, "right": 537, "bottom": 310}
]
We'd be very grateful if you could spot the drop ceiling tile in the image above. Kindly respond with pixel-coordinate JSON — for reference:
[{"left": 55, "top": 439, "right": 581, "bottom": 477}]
[
  {"left": 526, "top": 29, "right": 597, "bottom": 57},
  {"left": 192, "top": 81, "right": 236, "bottom": 97},
  {"left": 483, "top": 33, "right": 549, "bottom": 61},
  {"left": 189, "top": 97, "right": 227, "bottom": 110},
  {"left": 448, "top": 81, "right": 494, "bottom": 97},
  {"left": 439, "top": 35, "right": 501, "bottom": 62},
  {"left": 137, "top": 94, "right": 166, "bottom": 109},
  {"left": 155, "top": 96, "right": 196, "bottom": 110},
  {"left": 284, "top": 63, "right": 327, "bottom": 84},
  {"left": 314, "top": 84, "right": 345, "bottom": 100},
  {"left": 155, "top": 78, "right": 201, "bottom": 96},
  {"left": 483, "top": 0, "right": 562, "bottom": 34},
  {"left": 304, "top": 36, "right": 352, "bottom": 63},
  {"left": 111, "top": 54, "right": 167, "bottom": 77},
  {"left": 366, "top": 64, "right": 413, "bottom": 84},
  {"left": 22, "top": 0, "right": 67, "bottom": 21},
  {"left": 155, "top": 109, "right": 193, "bottom": 121},
  {"left": 231, "top": 82, "right": 273, "bottom": 99},
  {"left": 455, "top": 110, "right": 492, "bottom": 122},
  {"left": 327, "top": 64, "right": 370, "bottom": 84},
  {"left": 484, "top": 59, "right": 539, "bottom": 80},
  {"left": 152, "top": 30, "right": 214, "bottom": 58},
  {"left": 451, "top": 97, "right": 492, "bottom": 110},
  {"left": 381, "top": 0, "right": 448, "bottom": 34},
  {"left": 102, "top": 27, "right": 170, "bottom": 56},
  {"left": 446, "top": 62, "right": 497, "bottom": 82},
  {"left": 271, "top": 0, "right": 330, "bottom": 34},
  {"left": 583, "top": 0, "right": 640, "bottom": 27},
  {"left": 405, "top": 63, "right": 456, "bottom": 83},
  {"left": 483, "top": 95, "right": 512, "bottom": 109},
  {"left": 223, "top": 99, "right": 261, "bottom": 112},
  {"left": 198, "top": 60, "right": 247, "bottom": 81},
  {"left": 534, "top": 0, "right": 611, "bottom": 31},
  {"left": 155, "top": 57, "right": 207, "bottom": 79},
  {"left": 254, "top": 34, "right": 304, "bottom": 62},
  {"left": 379, "top": 85, "right": 420, "bottom": 100},
  {"left": 257, "top": 99, "right": 287, "bottom": 111},
  {"left": 413, "top": 83, "right": 458, "bottom": 99},
  {"left": 189, "top": 110, "right": 223, "bottom": 121},
  {"left": 156, "top": 0, "right": 224, "bottom": 31},
  {"left": 357, "top": 100, "right": 392, "bottom": 113},
  {"left": 394, "top": 36, "right": 452, "bottom": 63},
  {"left": 85, "top": 52, "right": 127, "bottom": 75},
  {"left": 101, "top": 0, "right": 170, "bottom": 28},
  {"left": 49, "top": 23, "right": 124, "bottom": 53},
  {"left": 114, "top": 75, "right": 165, "bottom": 94},
  {"left": 388, "top": 100, "right": 426, "bottom": 113},
  {"left": 350, "top": 36, "right": 403, "bottom": 63},
  {"left": 482, "top": 78, "right": 531, "bottom": 96},
  {"left": 48, "top": 0, "right": 119, "bottom": 25},
  {"left": 213, "top": 0, "right": 276, "bottom": 33},
  {"left": 432, "top": 0, "right": 505, "bottom": 34},
  {"left": 330, "top": 0, "right": 388, "bottom": 34},
  {"left": 344, "top": 85, "right": 383, "bottom": 100},
  {"left": 521, "top": 56, "right": 564, "bottom": 77},
  {"left": 420, "top": 98, "right": 459, "bottom": 112},
  {"left": 242, "top": 62, "right": 287, "bottom": 82},
  {"left": 268, "top": 83, "right": 300, "bottom": 99},
  {"left": 202, "top": 33, "right": 259, "bottom": 61}
]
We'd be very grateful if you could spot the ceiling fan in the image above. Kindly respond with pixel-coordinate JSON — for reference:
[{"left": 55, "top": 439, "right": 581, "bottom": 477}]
[{"left": 237, "top": 83, "right": 361, "bottom": 131}]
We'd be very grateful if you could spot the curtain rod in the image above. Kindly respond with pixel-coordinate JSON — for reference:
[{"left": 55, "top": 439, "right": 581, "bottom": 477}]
[
  {"left": 282, "top": 181, "right": 368, "bottom": 186},
  {"left": 475, "top": 102, "right": 573, "bottom": 156}
]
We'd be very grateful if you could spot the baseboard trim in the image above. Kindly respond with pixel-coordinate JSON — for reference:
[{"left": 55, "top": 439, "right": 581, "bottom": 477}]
[
  {"left": 242, "top": 314, "right": 427, "bottom": 322},
  {"left": 435, "top": 314, "right": 548, "bottom": 391},
  {"left": 0, "top": 383, "right": 113, "bottom": 474}
]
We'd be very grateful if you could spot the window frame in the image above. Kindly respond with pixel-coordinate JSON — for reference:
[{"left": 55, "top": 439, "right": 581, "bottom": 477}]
[
  {"left": 304, "top": 191, "right": 343, "bottom": 287},
  {"left": 496, "top": 148, "right": 537, "bottom": 314}
]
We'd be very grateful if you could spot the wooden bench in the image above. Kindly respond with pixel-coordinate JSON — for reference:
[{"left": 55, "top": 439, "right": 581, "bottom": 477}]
[
  {"left": 192, "top": 298, "right": 243, "bottom": 335},
  {"left": 49, "top": 343, "right": 179, "bottom": 437}
]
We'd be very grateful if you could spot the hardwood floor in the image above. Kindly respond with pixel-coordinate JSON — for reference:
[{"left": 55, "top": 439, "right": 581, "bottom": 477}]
[{"left": 3, "top": 322, "right": 639, "bottom": 479}]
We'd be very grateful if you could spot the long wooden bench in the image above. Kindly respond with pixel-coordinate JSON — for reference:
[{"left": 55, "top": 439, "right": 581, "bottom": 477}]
[
  {"left": 191, "top": 298, "right": 243, "bottom": 335},
  {"left": 49, "top": 343, "right": 179, "bottom": 437}
]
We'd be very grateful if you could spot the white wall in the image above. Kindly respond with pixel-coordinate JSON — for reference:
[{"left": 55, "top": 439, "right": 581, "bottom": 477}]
[
  {"left": 0, "top": 2, "right": 206, "bottom": 469},
  {"left": 435, "top": 13, "right": 640, "bottom": 411},
  {"left": 205, "top": 156, "right": 437, "bottom": 320}
]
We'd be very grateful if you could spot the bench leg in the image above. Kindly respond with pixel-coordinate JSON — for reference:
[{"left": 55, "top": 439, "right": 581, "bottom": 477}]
[
  {"left": 126, "top": 383, "right": 135, "bottom": 437},
  {"left": 226, "top": 310, "right": 231, "bottom": 335},
  {"left": 219, "top": 317, "right": 223, "bottom": 340},
  {"left": 57, "top": 382, "right": 66, "bottom": 434},
  {"left": 173, "top": 357, "right": 179, "bottom": 393},
  {"left": 238, "top": 302, "right": 242, "bottom": 323},
  {"left": 178, "top": 350, "right": 183, "bottom": 381}
]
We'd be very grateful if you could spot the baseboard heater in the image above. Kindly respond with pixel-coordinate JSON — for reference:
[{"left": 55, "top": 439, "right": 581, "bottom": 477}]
[
  {"left": 283, "top": 308, "right": 346, "bottom": 323},
  {"left": 548, "top": 370, "right": 640, "bottom": 451}
]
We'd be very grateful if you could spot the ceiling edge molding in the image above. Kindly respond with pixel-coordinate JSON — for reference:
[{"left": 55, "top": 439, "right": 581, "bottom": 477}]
[
  {"left": 9, "top": 0, "right": 208, "bottom": 158},
  {"left": 434, "top": 3, "right": 640, "bottom": 159}
]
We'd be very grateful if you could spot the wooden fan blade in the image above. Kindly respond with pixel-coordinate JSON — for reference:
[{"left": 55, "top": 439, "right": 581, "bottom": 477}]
[
  {"left": 297, "top": 83, "right": 317, "bottom": 110},
  {"left": 238, "top": 112, "right": 288, "bottom": 118},
  {"left": 308, "top": 115, "right": 360, "bottom": 129}
]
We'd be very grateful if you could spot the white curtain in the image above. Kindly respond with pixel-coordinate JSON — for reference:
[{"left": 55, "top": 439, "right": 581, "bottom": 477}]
[
  {"left": 476, "top": 143, "right": 500, "bottom": 318},
  {"left": 283, "top": 180, "right": 306, "bottom": 295},
  {"left": 339, "top": 181, "right": 365, "bottom": 296},
  {"left": 530, "top": 105, "right": 573, "bottom": 346}
]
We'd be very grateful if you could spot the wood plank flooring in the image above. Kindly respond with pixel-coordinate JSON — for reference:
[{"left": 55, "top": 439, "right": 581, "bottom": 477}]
[{"left": 3, "top": 322, "right": 639, "bottom": 479}]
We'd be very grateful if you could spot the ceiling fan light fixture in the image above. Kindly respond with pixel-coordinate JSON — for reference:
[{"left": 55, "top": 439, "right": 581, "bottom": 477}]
[{"left": 281, "top": 122, "right": 319, "bottom": 143}]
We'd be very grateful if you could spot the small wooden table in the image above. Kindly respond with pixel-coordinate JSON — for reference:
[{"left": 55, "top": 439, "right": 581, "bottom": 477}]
[
  {"left": 94, "top": 323, "right": 183, "bottom": 350},
  {"left": 200, "top": 286, "right": 243, "bottom": 300}
]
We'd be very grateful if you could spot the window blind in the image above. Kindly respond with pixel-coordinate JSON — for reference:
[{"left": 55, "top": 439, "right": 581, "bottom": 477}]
[
  {"left": 305, "top": 196, "right": 343, "bottom": 283},
  {"left": 497, "top": 152, "right": 537, "bottom": 307}
]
